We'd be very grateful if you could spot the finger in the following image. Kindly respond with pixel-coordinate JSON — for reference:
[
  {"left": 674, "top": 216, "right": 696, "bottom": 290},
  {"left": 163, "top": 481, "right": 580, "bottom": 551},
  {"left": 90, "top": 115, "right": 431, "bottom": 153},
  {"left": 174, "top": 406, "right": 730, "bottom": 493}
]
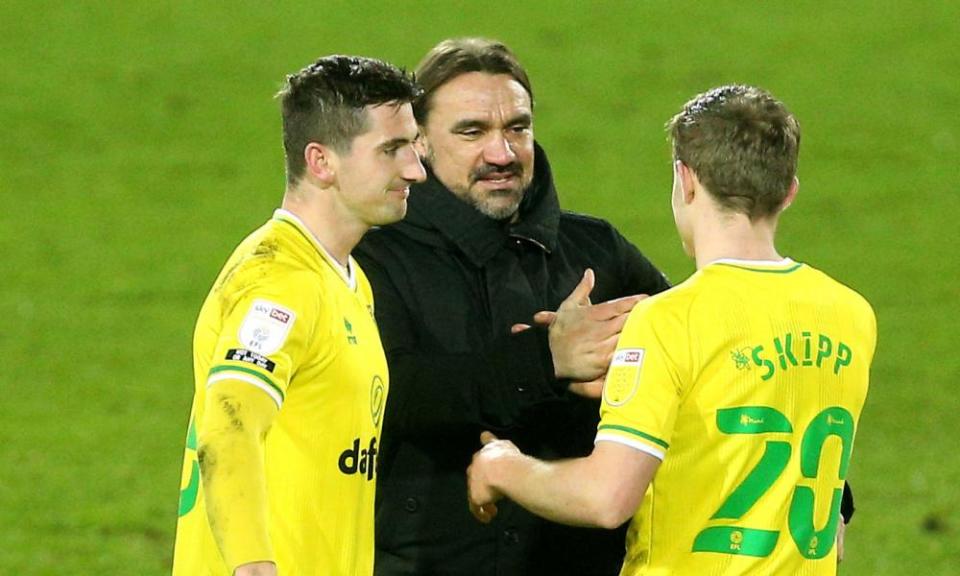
[
  {"left": 511, "top": 323, "right": 531, "bottom": 334},
  {"left": 606, "top": 310, "right": 634, "bottom": 333},
  {"left": 588, "top": 294, "right": 645, "bottom": 320},
  {"left": 591, "top": 333, "right": 623, "bottom": 361},
  {"left": 471, "top": 502, "right": 498, "bottom": 523},
  {"left": 567, "top": 377, "right": 605, "bottom": 399},
  {"left": 562, "top": 269, "right": 595, "bottom": 308},
  {"left": 480, "top": 431, "right": 499, "bottom": 445},
  {"left": 469, "top": 502, "right": 487, "bottom": 523},
  {"left": 532, "top": 311, "right": 557, "bottom": 325}
]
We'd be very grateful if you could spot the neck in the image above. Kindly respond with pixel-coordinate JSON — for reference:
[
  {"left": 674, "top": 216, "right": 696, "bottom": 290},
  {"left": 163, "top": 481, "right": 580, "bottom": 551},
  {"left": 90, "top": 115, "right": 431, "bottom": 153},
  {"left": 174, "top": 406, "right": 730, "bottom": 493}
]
[
  {"left": 691, "top": 212, "right": 781, "bottom": 270},
  {"left": 281, "top": 183, "right": 366, "bottom": 267}
]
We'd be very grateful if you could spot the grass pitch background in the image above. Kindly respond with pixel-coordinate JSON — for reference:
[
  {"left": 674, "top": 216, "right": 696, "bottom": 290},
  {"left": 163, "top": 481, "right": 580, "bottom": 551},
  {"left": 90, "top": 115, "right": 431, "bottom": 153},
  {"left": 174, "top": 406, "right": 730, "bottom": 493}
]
[{"left": 2, "top": 1, "right": 957, "bottom": 573}]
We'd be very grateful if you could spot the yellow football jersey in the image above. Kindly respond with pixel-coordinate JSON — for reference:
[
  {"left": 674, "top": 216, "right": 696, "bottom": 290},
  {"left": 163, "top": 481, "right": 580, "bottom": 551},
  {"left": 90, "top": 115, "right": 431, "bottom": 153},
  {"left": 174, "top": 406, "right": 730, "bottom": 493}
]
[
  {"left": 172, "top": 209, "right": 388, "bottom": 576},
  {"left": 597, "top": 258, "right": 875, "bottom": 576}
]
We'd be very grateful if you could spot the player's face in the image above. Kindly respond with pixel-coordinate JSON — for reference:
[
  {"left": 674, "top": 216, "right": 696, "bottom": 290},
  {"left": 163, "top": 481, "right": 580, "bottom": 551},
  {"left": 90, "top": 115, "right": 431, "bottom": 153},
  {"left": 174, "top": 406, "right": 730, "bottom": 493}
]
[
  {"left": 671, "top": 160, "right": 694, "bottom": 257},
  {"left": 420, "top": 72, "right": 534, "bottom": 221},
  {"left": 335, "top": 102, "right": 425, "bottom": 227}
]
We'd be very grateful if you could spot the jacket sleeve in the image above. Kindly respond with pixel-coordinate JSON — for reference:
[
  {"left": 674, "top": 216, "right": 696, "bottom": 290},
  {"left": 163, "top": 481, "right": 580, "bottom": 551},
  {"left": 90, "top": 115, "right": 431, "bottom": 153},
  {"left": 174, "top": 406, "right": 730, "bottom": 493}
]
[{"left": 359, "top": 251, "right": 562, "bottom": 440}]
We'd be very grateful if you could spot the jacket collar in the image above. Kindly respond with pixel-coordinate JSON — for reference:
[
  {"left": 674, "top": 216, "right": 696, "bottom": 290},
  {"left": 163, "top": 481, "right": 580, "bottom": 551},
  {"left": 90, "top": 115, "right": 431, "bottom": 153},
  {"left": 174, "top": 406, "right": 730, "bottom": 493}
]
[{"left": 398, "top": 142, "right": 561, "bottom": 267}]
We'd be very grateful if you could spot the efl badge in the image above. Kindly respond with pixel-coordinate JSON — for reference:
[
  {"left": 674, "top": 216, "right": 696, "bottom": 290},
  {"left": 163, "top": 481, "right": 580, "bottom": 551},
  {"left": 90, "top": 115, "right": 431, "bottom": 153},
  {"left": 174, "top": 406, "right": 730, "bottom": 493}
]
[
  {"left": 603, "top": 348, "right": 645, "bottom": 406},
  {"left": 238, "top": 299, "right": 296, "bottom": 356}
]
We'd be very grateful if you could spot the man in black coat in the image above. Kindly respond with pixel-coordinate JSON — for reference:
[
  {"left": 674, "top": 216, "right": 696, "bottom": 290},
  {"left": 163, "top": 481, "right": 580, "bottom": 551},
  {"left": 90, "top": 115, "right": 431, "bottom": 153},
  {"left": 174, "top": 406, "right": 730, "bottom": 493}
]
[{"left": 354, "top": 38, "right": 671, "bottom": 576}]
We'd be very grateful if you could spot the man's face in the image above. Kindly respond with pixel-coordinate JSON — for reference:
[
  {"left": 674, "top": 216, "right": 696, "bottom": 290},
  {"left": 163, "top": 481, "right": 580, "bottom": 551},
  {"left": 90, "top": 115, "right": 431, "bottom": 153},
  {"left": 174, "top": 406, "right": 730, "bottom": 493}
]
[
  {"left": 420, "top": 72, "right": 534, "bottom": 220},
  {"left": 334, "top": 102, "right": 425, "bottom": 227}
]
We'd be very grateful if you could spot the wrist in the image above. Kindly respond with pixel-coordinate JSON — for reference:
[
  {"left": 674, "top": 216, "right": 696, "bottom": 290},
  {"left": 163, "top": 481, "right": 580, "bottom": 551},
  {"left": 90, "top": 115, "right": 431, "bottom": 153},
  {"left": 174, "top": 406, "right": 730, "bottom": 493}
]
[{"left": 488, "top": 450, "right": 526, "bottom": 498}]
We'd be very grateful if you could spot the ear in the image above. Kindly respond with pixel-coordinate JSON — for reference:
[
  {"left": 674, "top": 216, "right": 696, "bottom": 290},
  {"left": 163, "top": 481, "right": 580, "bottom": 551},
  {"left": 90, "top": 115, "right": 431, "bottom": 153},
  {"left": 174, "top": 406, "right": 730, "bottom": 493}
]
[
  {"left": 780, "top": 176, "right": 799, "bottom": 212},
  {"left": 676, "top": 160, "right": 697, "bottom": 205},
  {"left": 303, "top": 142, "right": 338, "bottom": 186}
]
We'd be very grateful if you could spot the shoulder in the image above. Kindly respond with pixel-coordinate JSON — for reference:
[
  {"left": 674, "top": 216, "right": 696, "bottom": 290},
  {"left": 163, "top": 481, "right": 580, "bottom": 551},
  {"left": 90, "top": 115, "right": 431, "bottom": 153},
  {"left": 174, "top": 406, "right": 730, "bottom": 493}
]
[
  {"left": 217, "top": 240, "right": 323, "bottom": 316},
  {"left": 802, "top": 265, "right": 875, "bottom": 319},
  {"left": 623, "top": 279, "right": 693, "bottom": 328},
  {"left": 356, "top": 225, "right": 399, "bottom": 253},
  {"left": 555, "top": 209, "right": 640, "bottom": 256},
  {"left": 558, "top": 210, "right": 621, "bottom": 235},
  {"left": 358, "top": 222, "right": 443, "bottom": 255}
]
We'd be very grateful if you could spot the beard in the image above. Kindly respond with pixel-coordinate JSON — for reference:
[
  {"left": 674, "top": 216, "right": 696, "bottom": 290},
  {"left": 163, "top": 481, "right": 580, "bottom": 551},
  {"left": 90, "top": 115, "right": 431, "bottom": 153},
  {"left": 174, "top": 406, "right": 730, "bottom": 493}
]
[
  {"left": 467, "top": 162, "right": 526, "bottom": 219},
  {"left": 425, "top": 147, "right": 531, "bottom": 221}
]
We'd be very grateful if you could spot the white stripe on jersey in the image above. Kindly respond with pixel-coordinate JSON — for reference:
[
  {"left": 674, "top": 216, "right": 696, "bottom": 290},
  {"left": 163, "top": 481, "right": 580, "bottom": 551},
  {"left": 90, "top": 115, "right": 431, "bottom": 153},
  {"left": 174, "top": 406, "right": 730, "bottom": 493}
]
[
  {"left": 207, "top": 371, "right": 283, "bottom": 409},
  {"left": 595, "top": 433, "right": 665, "bottom": 461}
]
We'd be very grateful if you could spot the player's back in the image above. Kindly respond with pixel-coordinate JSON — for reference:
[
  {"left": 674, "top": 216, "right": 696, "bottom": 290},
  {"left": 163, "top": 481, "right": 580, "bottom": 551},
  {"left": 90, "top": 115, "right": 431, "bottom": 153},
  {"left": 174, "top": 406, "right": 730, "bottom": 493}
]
[{"left": 614, "top": 258, "right": 875, "bottom": 575}]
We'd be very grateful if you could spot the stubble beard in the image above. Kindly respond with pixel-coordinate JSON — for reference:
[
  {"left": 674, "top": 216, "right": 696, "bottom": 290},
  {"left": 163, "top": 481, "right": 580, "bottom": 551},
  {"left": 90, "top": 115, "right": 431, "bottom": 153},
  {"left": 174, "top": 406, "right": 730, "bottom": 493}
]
[
  {"left": 426, "top": 148, "right": 528, "bottom": 221},
  {"left": 468, "top": 187, "right": 524, "bottom": 220}
]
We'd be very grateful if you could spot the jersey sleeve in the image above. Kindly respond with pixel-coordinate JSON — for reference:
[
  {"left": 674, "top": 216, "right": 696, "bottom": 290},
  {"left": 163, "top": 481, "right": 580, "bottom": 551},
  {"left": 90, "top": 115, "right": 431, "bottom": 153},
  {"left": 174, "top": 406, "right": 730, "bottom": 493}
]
[
  {"left": 206, "top": 269, "right": 322, "bottom": 408},
  {"left": 596, "top": 299, "right": 686, "bottom": 460}
]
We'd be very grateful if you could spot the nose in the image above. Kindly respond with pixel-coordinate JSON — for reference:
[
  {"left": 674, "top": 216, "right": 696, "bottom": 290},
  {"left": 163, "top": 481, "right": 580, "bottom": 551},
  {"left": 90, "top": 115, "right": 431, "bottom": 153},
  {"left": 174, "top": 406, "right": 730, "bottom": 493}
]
[
  {"left": 482, "top": 132, "right": 517, "bottom": 166},
  {"left": 401, "top": 149, "right": 427, "bottom": 183}
]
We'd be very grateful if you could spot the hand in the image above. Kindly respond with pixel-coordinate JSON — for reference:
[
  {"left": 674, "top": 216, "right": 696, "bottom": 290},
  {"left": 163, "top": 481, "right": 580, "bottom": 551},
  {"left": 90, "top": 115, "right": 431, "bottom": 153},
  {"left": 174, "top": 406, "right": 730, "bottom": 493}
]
[
  {"left": 467, "top": 431, "right": 519, "bottom": 523},
  {"left": 836, "top": 518, "right": 846, "bottom": 563},
  {"left": 234, "top": 562, "right": 277, "bottom": 576},
  {"left": 513, "top": 269, "right": 645, "bottom": 386}
]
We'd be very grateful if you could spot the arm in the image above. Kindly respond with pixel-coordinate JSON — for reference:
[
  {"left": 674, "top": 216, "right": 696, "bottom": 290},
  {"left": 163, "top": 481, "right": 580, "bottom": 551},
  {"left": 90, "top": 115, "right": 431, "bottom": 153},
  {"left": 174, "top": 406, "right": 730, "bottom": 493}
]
[
  {"left": 467, "top": 432, "right": 660, "bottom": 529},
  {"left": 198, "top": 380, "right": 279, "bottom": 575}
]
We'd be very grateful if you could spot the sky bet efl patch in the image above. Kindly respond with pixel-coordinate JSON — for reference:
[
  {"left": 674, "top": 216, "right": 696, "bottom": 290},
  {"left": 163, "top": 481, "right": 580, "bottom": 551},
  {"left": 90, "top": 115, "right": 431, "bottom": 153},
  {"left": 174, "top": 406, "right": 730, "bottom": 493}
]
[
  {"left": 603, "top": 348, "right": 645, "bottom": 406},
  {"left": 237, "top": 299, "right": 296, "bottom": 356}
]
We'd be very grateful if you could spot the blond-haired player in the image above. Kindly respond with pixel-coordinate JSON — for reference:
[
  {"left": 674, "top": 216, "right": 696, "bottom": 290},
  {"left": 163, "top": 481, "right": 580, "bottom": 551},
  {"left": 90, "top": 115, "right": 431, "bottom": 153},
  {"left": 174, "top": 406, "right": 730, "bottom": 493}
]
[
  {"left": 172, "top": 55, "right": 425, "bottom": 576},
  {"left": 467, "top": 85, "right": 875, "bottom": 575}
]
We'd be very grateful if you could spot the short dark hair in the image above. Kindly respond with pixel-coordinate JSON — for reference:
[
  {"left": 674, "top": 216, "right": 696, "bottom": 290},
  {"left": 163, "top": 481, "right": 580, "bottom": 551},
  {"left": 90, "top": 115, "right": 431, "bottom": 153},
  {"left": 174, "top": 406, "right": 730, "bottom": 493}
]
[
  {"left": 413, "top": 38, "right": 533, "bottom": 125},
  {"left": 667, "top": 85, "right": 801, "bottom": 220},
  {"left": 277, "top": 55, "right": 420, "bottom": 185}
]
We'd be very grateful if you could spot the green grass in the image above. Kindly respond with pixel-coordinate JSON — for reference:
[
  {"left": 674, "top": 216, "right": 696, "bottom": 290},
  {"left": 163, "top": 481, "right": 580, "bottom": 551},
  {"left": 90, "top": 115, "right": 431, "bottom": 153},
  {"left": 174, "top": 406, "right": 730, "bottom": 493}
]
[{"left": 1, "top": 1, "right": 957, "bottom": 573}]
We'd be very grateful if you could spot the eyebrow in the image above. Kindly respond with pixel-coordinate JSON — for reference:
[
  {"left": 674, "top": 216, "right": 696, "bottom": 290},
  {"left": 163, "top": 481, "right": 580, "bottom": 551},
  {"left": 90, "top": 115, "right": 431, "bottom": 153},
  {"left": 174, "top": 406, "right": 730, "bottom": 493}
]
[
  {"left": 450, "top": 112, "right": 532, "bottom": 133},
  {"left": 377, "top": 134, "right": 419, "bottom": 151}
]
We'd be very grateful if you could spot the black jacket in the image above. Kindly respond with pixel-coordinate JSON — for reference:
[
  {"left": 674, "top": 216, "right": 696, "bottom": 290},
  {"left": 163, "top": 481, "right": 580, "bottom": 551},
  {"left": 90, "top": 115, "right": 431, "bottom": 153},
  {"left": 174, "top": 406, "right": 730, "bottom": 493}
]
[{"left": 355, "top": 144, "right": 671, "bottom": 576}]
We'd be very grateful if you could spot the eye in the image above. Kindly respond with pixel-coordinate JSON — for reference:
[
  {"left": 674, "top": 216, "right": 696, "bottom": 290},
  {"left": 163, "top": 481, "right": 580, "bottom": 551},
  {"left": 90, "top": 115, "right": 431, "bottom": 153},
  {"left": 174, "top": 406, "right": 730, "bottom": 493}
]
[{"left": 457, "top": 128, "right": 483, "bottom": 139}]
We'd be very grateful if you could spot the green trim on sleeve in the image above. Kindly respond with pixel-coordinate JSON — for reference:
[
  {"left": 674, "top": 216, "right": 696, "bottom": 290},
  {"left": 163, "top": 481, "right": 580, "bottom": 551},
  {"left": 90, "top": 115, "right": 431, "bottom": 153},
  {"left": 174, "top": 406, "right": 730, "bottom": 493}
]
[
  {"left": 208, "top": 364, "right": 285, "bottom": 402},
  {"left": 598, "top": 424, "right": 670, "bottom": 449}
]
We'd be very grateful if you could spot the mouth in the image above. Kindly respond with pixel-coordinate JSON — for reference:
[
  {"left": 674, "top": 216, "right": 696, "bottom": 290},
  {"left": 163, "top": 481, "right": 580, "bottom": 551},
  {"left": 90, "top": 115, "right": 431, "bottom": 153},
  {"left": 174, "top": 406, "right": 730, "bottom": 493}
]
[
  {"left": 387, "top": 187, "right": 410, "bottom": 199},
  {"left": 474, "top": 173, "right": 520, "bottom": 188},
  {"left": 472, "top": 163, "right": 523, "bottom": 188}
]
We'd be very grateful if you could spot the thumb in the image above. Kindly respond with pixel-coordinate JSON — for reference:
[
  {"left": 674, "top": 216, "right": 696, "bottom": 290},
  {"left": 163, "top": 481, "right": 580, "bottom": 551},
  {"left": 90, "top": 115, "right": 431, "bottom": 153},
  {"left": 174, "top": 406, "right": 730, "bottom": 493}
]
[
  {"left": 510, "top": 323, "right": 532, "bottom": 334},
  {"left": 563, "top": 269, "right": 595, "bottom": 308},
  {"left": 480, "top": 431, "right": 499, "bottom": 445}
]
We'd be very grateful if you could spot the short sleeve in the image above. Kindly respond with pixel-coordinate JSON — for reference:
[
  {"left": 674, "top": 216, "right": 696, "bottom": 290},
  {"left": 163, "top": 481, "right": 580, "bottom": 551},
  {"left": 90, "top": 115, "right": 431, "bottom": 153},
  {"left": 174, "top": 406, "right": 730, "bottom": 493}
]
[
  {"left": 596, "top": 300, "right": 684, "bottom": 460},
  {"left": 206, "top": 271, "right": 321, "bottom": 409}
]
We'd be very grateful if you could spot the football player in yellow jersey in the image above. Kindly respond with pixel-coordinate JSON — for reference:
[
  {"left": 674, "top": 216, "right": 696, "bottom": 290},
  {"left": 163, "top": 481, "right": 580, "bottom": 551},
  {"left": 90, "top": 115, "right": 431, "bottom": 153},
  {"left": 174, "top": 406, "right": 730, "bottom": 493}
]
[
  {"left": 467, "top": 85, "right": 875, "bottom": 575},
  {"left": 172, "top": 55, "right": 425, "bottom": 576}
]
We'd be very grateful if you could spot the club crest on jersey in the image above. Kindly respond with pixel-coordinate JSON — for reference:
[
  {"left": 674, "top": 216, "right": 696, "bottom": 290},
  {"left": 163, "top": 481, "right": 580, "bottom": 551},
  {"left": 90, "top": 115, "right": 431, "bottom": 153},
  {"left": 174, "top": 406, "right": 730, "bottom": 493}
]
[
  {"left": 370, "top": 375, "right": 385, "bottom": 427},
  {"left": 603, "top": 348, "right": 645, "bottom": 406},
  {"left": 238, "top": 299, "right": 296, "bottom": 356}
]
